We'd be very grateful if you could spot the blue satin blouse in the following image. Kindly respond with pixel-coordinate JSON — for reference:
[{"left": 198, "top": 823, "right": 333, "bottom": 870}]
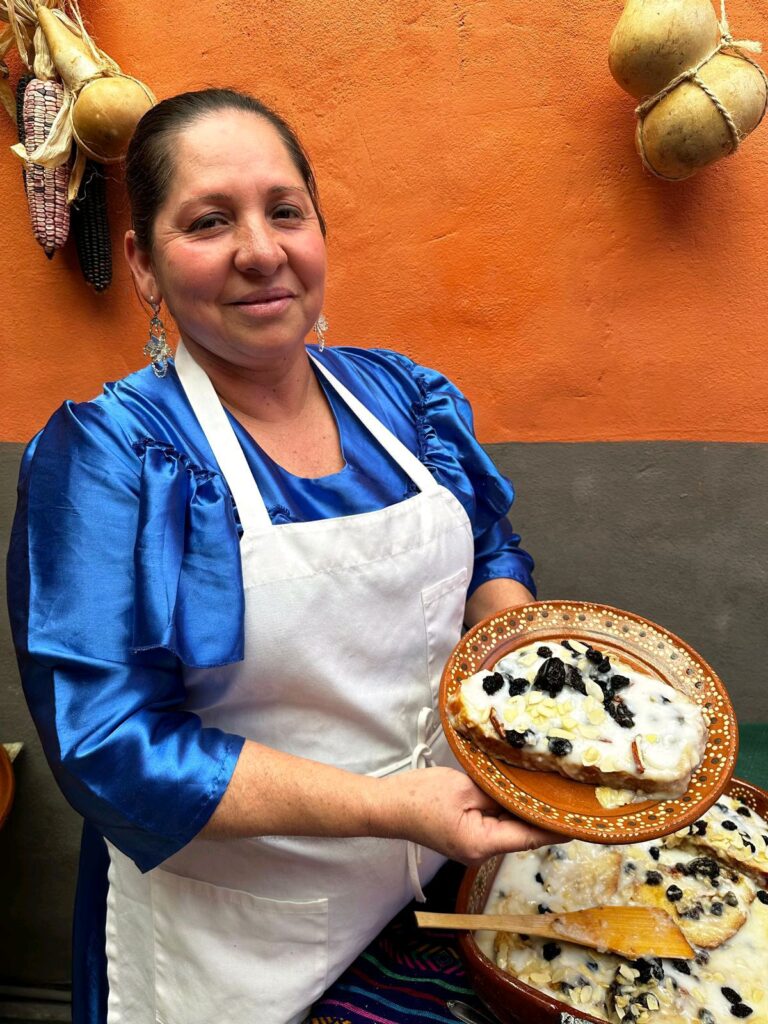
[{"left": 8, "top": 345, "right": 535, "bottom": 1022}]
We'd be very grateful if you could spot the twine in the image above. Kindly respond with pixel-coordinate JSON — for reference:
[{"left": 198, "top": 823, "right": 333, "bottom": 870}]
[{"left": 634, "top": 0, "right": 768, "bottom": 178}]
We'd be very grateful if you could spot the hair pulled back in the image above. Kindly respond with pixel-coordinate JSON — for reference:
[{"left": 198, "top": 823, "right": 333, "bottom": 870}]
[{"left": 125, "top": 88, "right": 326, "bottom": 250}]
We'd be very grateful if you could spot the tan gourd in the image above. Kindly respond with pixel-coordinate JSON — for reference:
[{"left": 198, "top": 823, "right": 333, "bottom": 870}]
[
  {"left": 638, "top": 52, "right": 767, "bottom": 178},
  {"left": 72, "top": 77, "right": 154, "bottom": 162},
  {"left": 609, "top": 0, "right": 721, "bottom": 99}
]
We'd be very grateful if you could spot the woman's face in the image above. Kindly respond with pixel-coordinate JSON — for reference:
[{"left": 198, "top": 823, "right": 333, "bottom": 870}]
[{"left": 126, "top": 110, "right": 327, "bottom": 368}]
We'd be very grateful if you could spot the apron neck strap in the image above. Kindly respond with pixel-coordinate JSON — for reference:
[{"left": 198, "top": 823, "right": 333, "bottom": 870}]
[
  {"left": 173, "top": 342, "right": 440, "bottom": 534},
  {"left": 308, "top": 354, "right": 439, "bottom": 495},
  {"left": 174, "top": 341, "right": 272, "bottom": 531}
]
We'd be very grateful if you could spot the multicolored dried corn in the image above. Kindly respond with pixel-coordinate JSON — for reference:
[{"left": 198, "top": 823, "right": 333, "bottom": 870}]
[
  {"left": 22, "top": 78, "right": 71, "bottom": 259},
  {"left": 71, "top": 160, "right": 112, "bottom": 292}
]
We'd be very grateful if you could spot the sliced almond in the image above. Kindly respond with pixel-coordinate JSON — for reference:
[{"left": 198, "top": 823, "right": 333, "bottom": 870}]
[
  {"left": 579, "top": 724, "right": 601, "bottom": 739},
  {"left": 581, "top": 746, "right": 601, "bottom": 766},
  {"left": 548, "top": 727, "right": 575, "bottom": 740},
  {"left": 585, "top": 679, "right": 605, "bottom": 701}
]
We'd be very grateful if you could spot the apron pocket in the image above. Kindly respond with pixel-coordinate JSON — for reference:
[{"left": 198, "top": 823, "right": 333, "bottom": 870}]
[
  {"left": 150, "top": 868, "right": 328, "bottom": 1024},
  {"left": 421, "top": 566, "right": 469, "bottom": 702}
]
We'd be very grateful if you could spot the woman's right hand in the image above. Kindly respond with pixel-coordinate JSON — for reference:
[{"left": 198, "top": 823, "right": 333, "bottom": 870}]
[{"left": 374, "top": 766, "right": 565, "bottom": 865}]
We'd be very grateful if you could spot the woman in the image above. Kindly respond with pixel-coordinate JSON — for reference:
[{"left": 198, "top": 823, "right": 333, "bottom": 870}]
[{"left": 8, "top": 89, "right": 558, "bottom": 1024}]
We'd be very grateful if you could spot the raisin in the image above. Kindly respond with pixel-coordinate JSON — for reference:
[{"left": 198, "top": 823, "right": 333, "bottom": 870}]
[
  {"left": 649, "top": 846, "right": 660, "bottom": 860},
  {"left": 631, "top": 958, "right": 664, "bottom": 984},
  {"left": 762, "top": 834, "right": 768, "bottom": 846},
  {"left": 505, "top": 729, "right": 534, "bottom": 748},
  {"left": 685, "top": 856, "right": 720, "bottom": 881},
  {"left": 564, "top": 664, "right": 586, "bottom": 694},
  {"left": 542, "top": 941, "right": 561, "bottom": 960},
  {"left": 645, "top": 870, "right": 663, "bottom": 885},
  {"left": 666, "top": 885, "right": 683, "bottom": 902},
  {"left": 699, "top": 1012, "right": 715, "bottom": 1024},
  {"left": 597, "top": 657, "right": 611, "bottom": 674},
  {"left": 680, "top": 905, "right": 702, "bottom": 920},
  {"left": 561, "top": 640, "right": 575, "bottom": 653},
  {"left": 537, "top": 646, "right": 553, "bottom": 659},
  {"left": 535, "top": 872, "right": 544, "bottom": 884},
  {"left": 722, "top": 820, "right": 738, "bottom": 831},
  {"left": 710, "top": 901, "right": 724, "bottom": 916},
  {"left": 623, "top": 862, "right": 636, "bottom": 874},
  {"left": 722, "top": 988, "right": 742, "bottom": 1005},
  {"left": 693, "top": 819, "right": 708, "bottom": 836},
  {"left": 731, "top": 1005, "right": 753, "bottom": 1018},
  {"left": 482, "top": 672, "right": 505, "bottom": 695},
  {"left": 671, "top": 959, "right": 692, "bottom": 974},
  {"left": 533, "top": 657, "right": 566, "bottom": 697},
  {"left": 508, "top": 677, "right": 528, "bottom": 697},
  {"left": 736, "top": 804, "right": 752, "bottom": 817},
  {"left": 716, "top": 802, "right": 728, "bottom": 811},
  {"left": 586, "top": 960, "right": 599, "bottom": 972},
  {"left": 606, "top": 695, "right": 635, "bottom": 728},
  {"left": 695, "top": 951, "right": 710, "bottom": 966},
  {"left": 724, "top": 891, "right": 739, "bottom": 907},
  {"left": 756, "top": 890, "right": 768, "bottom": 905},
  {"left": 609, "top": 674, "right": 630, "bottom": 692},
  {"left": 548, "top": 737, "right": 572, "bottom": 757},
  {"left": 585, "top": 647, "right": 603, "bottom": 664},
  {"left": 538, "top": 903, "right": 550, "bottom": 914}
]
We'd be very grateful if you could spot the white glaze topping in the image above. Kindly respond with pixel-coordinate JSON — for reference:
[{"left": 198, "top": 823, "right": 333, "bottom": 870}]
[{"left": 457, "top": 639, "right": 708, "bottom": 794}]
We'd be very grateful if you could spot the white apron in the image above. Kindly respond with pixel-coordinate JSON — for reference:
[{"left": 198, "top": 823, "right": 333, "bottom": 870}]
[{"left": 104, "top": 342, "right": 474, "bottom": 1024}]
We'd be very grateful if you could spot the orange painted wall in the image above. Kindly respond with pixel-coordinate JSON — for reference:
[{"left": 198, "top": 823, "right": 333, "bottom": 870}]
[{"left": 2, "top": 0, "right": 768, "bottom": 444}]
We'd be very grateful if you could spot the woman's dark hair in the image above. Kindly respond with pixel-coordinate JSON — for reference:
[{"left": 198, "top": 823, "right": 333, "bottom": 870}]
[{"left": 125, "top": 88, "right": 326, "bottom": 249}]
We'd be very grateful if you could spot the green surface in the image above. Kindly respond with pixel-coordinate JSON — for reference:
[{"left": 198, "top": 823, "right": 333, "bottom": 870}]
[{"left": 735, "top": 723, "right": 768, "bottom": 788}]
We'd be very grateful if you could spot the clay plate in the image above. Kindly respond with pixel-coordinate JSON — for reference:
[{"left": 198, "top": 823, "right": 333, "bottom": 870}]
[
  {"left": 440, "top": 601, "right": 737, "bottom": 844},
  {"left": 456, "top": 775, "right": 766, "bottom": 1024}
]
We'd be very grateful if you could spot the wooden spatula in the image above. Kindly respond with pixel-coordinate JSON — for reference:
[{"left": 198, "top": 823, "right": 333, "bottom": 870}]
[{"left": 415, "top": 906, "right": 695, "bottom": 960}]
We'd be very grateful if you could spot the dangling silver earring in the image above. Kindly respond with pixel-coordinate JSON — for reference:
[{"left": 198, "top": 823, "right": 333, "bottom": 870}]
[
  {"left": 314, "top": 313, "right": 328, "bottom": 352},
  {"left": 144, "top": 297, "right": 173, "bottom": 378}
]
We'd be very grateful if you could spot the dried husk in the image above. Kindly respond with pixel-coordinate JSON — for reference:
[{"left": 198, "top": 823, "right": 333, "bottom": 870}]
[
  {"left": 609, "top": 0, "right": 721, "bottom": 99},
  {"left": 637, "top": 52, "right": 768, "bottom": 178},
  {"left": 72, "top": 76, "right": 154, "bottom": 162}
]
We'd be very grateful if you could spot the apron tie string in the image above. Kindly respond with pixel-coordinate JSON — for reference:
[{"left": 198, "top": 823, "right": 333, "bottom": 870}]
[{"left": 407, "top": 706, "right": 436, "bottom": 902}]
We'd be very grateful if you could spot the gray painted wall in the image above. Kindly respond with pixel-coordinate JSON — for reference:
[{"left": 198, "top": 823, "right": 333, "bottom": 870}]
[{"left": 1, "top": 440, "right": 766, "bottom": 995}]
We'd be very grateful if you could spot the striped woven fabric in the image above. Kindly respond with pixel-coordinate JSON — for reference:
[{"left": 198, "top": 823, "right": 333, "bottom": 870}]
[{"left": 304, "top": 863, "right": 491, "bottom": 1024}]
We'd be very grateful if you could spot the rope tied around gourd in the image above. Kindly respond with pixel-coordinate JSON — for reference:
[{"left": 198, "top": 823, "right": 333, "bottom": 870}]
[{"left": 634, "top": 0, "right": 768, "bottom": 178}]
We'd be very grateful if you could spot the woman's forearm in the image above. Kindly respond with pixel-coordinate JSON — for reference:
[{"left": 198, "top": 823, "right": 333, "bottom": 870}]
[
  {"left": 464, "top": 577, "right": 535, "bottom": 627},
  {"left": 200, "top": 739, "right": 562, "bottom": 863},
  {"left": 200, "top": 740, "right": 381, "bottom": 840}
]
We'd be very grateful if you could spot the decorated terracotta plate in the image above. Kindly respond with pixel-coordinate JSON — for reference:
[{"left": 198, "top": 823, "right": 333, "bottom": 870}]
[
  {"left": 439, "top": 601, "right": 737, "bottom": 843},
  {"left": 454, "top": 776, "right": 766, "bottom": 1024}
]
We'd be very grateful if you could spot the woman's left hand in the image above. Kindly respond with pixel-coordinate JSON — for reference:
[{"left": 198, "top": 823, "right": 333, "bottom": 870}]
[{"left": 374, "top": 765, "right": 565, "bottom": 866}]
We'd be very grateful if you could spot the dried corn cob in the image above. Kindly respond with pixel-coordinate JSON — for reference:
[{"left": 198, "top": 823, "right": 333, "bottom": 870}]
[
  {"left": 22, "top": 78, "right": 71, "bottom": 258},
  {"left": 70, "top": 159, "right": 112, "bottom": 291}
]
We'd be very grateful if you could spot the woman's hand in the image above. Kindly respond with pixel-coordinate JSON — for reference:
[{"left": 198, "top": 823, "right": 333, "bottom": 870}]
[{"left": 374, "top": 766, "right": 564, "bottom": 865}]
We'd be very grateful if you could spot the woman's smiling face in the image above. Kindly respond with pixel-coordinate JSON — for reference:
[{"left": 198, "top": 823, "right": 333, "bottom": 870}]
[{"left": 127, "top": 110, "right": 327, "bottom": 368}]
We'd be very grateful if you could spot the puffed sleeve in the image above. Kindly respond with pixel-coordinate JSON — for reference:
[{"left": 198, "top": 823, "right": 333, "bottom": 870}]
[
  {"left": 406, "top": 358, "right": 536, "bottom": 598},
  {"left": 7, "top": 400, "right": 245, "bottom": 871}
]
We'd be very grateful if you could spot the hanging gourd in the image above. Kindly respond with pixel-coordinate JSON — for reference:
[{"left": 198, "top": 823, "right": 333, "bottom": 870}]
[
  {"left": 1, "top": 0, "right": 154, "bottom": 285},
  {"left": 609, "top": 0, "right": 768, "bottom": 179},
  {"left": 32, "top": 6, "right": 154, "bottom": 166}
]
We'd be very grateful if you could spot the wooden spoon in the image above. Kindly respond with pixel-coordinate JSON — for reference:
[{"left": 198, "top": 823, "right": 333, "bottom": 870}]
[{"left": 415, "top": 906, "right": 695, "bottom": 960}]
